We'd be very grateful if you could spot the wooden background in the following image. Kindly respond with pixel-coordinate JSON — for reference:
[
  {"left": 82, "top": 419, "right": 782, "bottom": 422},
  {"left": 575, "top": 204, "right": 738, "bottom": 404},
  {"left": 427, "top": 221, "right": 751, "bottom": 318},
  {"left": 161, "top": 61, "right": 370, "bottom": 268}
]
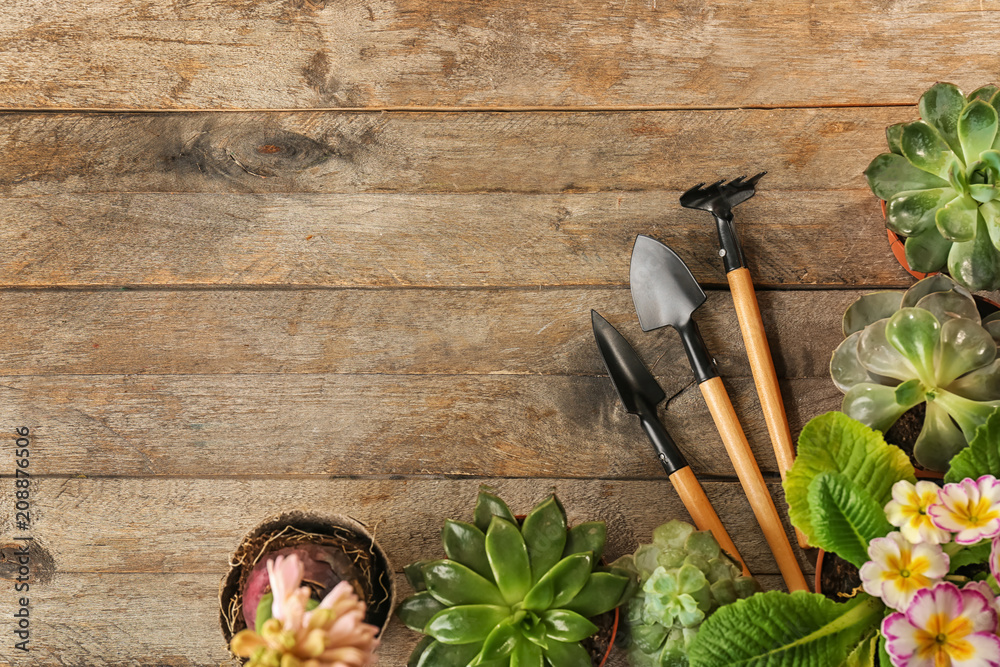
[{"left": 2, "top": 1, "right": 1000, "bottom": 665}]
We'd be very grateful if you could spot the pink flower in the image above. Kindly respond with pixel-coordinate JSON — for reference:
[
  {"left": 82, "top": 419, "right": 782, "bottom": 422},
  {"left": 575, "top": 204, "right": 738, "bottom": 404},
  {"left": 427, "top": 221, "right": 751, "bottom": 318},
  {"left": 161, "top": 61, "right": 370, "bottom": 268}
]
[
  {"left": 231, "top": 553, "right": 380, "bottom": 667},
  {"left": 992, "top": 537, "right": 1000, "bottom": 584},
  {"left": 929, "top": 476, "right": 1000, "bottom": 545},
  {"left": 886, "top": 480, "right": 951, "bottom": 545},
  {"left": 860, "top": 532, "right": 949, "bottom": 611},
  {"left": 882, "top": 582, "right": 1000, "bottom": 667}
]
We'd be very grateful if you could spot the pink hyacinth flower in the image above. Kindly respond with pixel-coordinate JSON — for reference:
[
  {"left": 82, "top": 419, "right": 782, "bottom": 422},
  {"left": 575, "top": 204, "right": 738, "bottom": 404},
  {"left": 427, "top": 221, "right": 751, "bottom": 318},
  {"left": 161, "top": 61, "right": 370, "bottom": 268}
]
[
  {"left": 882, "top": 582, "right": 1000, "bottom": 667},
  {"left": 860, "top": 532, "right": 949, "bottom": 612},
  {"left": 886, "top": 480, "right": 951, "bottom": 545},
  {"left": 929, "top": 476, "right": 1000, "bottom": 545}
]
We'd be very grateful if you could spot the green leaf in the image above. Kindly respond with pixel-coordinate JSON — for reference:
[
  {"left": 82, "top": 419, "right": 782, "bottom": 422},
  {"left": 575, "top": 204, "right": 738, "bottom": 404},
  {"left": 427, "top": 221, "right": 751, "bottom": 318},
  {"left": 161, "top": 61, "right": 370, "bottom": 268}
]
[
  {"left": 935, "top": 389, "right": 1000, "bottom": 440},
  {"left": 416, "top": 640, "right": 484, "bottom": 667},
  {"left": 443, "top": 520, "right": 494, "bottom": 582},
  {"left": 919, "top": 82, "right": 967, "bottom": 157},
  {"left": 398, "top": 591, "right": 448, "bottom": 632},
  {"left": 521, "top": 495, "right": 568, "bottom": 584},
  {"left": 476, "top": 623, "right": 519, "bottom": 663},
  {"left": 522, "top": 553, "right": 593, "bottom": 611},
  {"left": 841, "top": 382, "right": 916, "bottom": 433},
  {"left": 543, "top": 640, "right": 592, "bottom": 667},
  {"left": 885, "top": 308, "right": 940, "bottom": 385},
  {"left": 914, "top": 400, "right": 969, "bottom": 472},
  {"left": 887, "top": 188, "right": 955, "bottom": 237},
  {"left": 842, "top": 631, "right": 878, "bottom": 667},
  {"left": 424, "top": 560, "right": 507, "bottom": 607},
  {"left": 842, "top": 291, "right": 902, "bottom": 337},
  {"left": 948, "top": 358, "right": 1000, "bottom": 401},
  {"left": 254, "top": 592, "right": 274, "bottom": 633},
  {"left": 902, "top": 121, "right": 960, "bottom": 180},
  {"left": 901, "top": 274, "right": 972, "bottom": 308},
  {"left": 944, "top": 407, "right": 1000, "bottom": 483},
  {"left": 540, "top": 609, "right": 599, "bottom": 643},
  {"left": 405, "top": 560, "right": 433, "bottom": 591},
  {"left": 784, "top": 412, "right": 915, "bottom": 540},
  {"left": 947, "top": 213, "right": 1000, "bottom": 291},
  {"left": 857, "top": 319, "right": 919, "bottom": 382},
  {"left": 474, "top": 488, "right": 517, "bottom": 533},
  {"left": 970, "top": 85, "right": 1000, "bottom": 105},
  {"left": 936, "top": 317, "right": 996, "bottom": 386},
  {"left": 512, "top": 635, "right": 544, "bottom": 667},
  {"left": 830, "top": 332, "right": 878, "bottom": 393},
  {"left": 563, "top": 572, "right": 630, "bottom": 618},
  {"left": 914, "top": 289, "right": 981, "bottom": 326},
  {"left": 563, "top": 522, "right": 606, "bottom": 562},
  {"left": 687, "top": 591, "right": 884, "bottom": 667},
  {"left": 807, "top": 472, "right": 893, "bottom": 568},
  {"left": 981, "top": 200, "right": 1000, "bottom": 250},
  {"left": 903, "top": 226, "right": 952, "bottom": 273},
  {"left": 425, "top": 605, "right": 512, "bottom": 644},
  {"left": 948, "top": 541, "right": 992, "bottom": 573},
  {"left": 408, "top": 636, "right": 436, "bottom": 667},
  {"left": 936, "top": 193, "right": 980, "bottom": 242},
  {"left": 865, "top": 153, "right": 950, "bottom": 200},
  {"left": 959, "top": 99, "right": 999, "bottom": 165},
  {"left": 486, "top": 516, "right": 532, "bottom": 605},
  {"left": 886, "top": 123, "right": 906, "bottom": 155}
]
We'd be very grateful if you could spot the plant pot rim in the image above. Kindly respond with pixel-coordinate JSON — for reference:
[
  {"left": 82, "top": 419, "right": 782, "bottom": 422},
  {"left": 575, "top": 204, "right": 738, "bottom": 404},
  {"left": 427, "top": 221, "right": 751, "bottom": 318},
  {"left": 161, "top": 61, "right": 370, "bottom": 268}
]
[{"left": 218, "top": 510, "right": 396, "bottom": 654}]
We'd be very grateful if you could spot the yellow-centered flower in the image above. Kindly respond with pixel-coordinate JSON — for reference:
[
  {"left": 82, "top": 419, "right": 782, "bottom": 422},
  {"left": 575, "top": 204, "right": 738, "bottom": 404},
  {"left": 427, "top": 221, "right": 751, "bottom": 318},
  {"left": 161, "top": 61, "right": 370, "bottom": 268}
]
[
  {"left": 886, "top": 480, "right": 950, "bottom": 545},
  {"left": 860, "top": 532, "right": 949, "bottom": 612}
]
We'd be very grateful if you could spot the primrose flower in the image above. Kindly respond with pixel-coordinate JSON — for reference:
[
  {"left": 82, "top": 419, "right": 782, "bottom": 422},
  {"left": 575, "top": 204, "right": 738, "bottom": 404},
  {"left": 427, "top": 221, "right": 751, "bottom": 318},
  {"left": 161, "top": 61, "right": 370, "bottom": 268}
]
[
  {"left": 230, "top": 553, "right": 380, "bottom": 667},
  {"left": 886, "top": 480, "right": 951, "bottom": 545},
  {"left": 882, "top": 582, "right": 1000, "bottom": 667},
  {"left": 860, "top": 532, "right": 949, "bottom": 611},
  {"left": 992, "top": 537, "right": 1000, "bottom": 585},
  {"left": 929, "top": 476, "right": 1000, "bottom": 545}
]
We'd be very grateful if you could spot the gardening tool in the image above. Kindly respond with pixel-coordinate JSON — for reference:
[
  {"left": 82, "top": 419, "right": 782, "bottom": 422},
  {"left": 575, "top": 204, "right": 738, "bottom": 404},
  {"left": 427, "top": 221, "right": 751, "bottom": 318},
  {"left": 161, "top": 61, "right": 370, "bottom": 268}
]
[
  {"left": 679, "top": 173, "right": 807, "bottom": 548},
  {"left": 591, "top": 309, "right": 750, "bottom": 576},
  {"left": 629, "top": 234, "right": 808, "bottom": 592}
]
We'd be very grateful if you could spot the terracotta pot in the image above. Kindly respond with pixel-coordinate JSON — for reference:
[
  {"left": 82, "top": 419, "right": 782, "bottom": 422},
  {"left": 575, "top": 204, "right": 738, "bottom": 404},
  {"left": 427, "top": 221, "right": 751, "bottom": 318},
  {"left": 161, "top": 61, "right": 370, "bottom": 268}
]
[{"left": 219, "top": 511, "right": 395, "bottom": 657}]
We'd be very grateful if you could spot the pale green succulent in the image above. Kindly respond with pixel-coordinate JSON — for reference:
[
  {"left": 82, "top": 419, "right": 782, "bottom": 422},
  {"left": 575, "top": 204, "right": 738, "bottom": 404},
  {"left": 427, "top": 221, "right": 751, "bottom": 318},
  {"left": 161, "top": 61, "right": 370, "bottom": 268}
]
[
  {"left": 831, "top": 275, "right": 1000, "bottom": 471},
  {"left": 617, "top": 521, "right": 760, "bottom": 667},
  {"left": 865, "top": 82, "right": 1000, "bottom": 291}
]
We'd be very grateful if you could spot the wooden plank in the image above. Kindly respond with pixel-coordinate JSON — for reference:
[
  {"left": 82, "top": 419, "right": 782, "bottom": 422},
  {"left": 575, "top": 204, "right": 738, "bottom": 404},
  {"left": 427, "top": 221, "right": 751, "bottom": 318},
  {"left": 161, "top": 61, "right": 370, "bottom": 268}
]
[
  {"left": 0, "top": 478, "right": 812, "bottom": 576},
  {"left": 0, "top": 108, "right": 915, "bottom": 197},
  {"left": 0, "top": 191, "right": 905, "bottom": 288},
  {"left": 0, "top": 288, "right": 856, "bottom": 379},
  {"left": 0, "top": 2, "right": 995, "bottom": 109},
  {"left": 0, "top": 374, "right": 840, "bottom": 477},
  {"left": 0, "top": 570, "right": 787, "bottom": 667}
]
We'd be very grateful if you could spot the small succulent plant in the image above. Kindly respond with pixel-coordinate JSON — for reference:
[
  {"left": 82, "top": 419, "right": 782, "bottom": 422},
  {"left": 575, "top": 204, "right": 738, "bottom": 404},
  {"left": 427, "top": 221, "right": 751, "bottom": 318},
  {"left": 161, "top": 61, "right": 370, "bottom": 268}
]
[
  {"left": 865, "top": 82, "right": 1000, "bottom": 291},
  {"left": 831, "top": 274, "right": 1000, "bottom": 471},
  {"left": 398, "top": 487, "right": 636, "bottom": 667},
  {"left": 615, "top": 521, "right": 760, "bottom": 667}
]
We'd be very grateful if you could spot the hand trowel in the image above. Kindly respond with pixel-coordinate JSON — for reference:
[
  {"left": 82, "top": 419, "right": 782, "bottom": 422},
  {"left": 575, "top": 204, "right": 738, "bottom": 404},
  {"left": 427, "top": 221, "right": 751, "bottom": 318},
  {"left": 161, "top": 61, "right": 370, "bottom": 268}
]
[
  {"left": 629, "top": 235, "right": 808, "bottom": 592},
  {"left": 591, "top": 309, "right": 749, "bottom": 575}
]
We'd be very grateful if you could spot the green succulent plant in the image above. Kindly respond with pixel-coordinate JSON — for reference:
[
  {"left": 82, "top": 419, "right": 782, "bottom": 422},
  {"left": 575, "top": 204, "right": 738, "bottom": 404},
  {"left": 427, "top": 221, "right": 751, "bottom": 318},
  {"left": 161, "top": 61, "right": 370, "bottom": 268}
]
[
  {"left": 398, "top": 488, "right": 636, "bottom": 667},
  {"left": 831, "top": 274, "right": 1000, "bottom": 471},
  {"left": 865, "top": 82, "right": 1000, "bottom": 291},
  {"left": 616, "top": 521, "right": 761, "bottom": 667}
]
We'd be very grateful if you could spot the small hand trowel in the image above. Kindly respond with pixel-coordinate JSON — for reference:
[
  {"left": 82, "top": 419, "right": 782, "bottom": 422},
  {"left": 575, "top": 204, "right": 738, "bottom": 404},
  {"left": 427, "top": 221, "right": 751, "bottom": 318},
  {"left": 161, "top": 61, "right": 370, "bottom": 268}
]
[
  {"left": 591, "top": 309, "right": 749, "bottom": 575},
  {"left": 629, "top": 235, "right": 808, "bottom": 592}
]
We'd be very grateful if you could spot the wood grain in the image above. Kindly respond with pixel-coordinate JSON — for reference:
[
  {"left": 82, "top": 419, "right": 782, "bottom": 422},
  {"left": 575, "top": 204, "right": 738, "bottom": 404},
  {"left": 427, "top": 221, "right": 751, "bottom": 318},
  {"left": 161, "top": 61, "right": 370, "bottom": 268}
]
[
  {"left": 0, "top": 373, "right": 840, "bottom": 477},
  {"left": 0, "top": 2, "right": 996, "bottom": 109},
  {"left": 0, "top": 478, "right": 812, "bottom": 576},
  {"left": 0, "top": 190, "right": 906, "bottom": 288},
  {"left": 0, "top": 108, "right": 915, "bottom": 197}
]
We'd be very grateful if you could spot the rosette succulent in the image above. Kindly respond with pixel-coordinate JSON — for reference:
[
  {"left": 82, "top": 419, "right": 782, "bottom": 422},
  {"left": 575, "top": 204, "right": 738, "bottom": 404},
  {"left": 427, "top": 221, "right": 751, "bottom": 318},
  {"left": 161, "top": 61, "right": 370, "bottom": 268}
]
[
  {"left": 865, "top": 82, "right": 1000, "bottom": 290},
  {"left": 616, "top": 521, "right": 760, "bottom": 667},
  {"left": 831, "top": 275, "right": 1000, "bottom": 471},
  {"left": 398, "top": 488, "right": 636, "bottom": 667}
]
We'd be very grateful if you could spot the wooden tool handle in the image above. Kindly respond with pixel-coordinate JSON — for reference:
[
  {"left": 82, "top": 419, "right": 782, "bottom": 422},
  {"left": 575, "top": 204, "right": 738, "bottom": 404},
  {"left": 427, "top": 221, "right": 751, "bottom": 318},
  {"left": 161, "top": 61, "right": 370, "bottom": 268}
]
[
  {"left": 669, "top": 465, "right": 751, "bottom": 576},
  {"left": 728, "top": 267, "right": 810, "bottom": 550},
  {"left": 699, "top": 376, "right": 809, "bottom": 592}
]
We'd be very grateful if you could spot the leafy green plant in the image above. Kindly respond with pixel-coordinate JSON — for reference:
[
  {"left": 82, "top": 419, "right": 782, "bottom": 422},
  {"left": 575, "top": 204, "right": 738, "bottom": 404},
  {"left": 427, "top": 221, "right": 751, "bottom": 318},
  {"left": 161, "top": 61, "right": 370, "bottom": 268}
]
[
  {"left": 784, "top": 412, "right": 914, "bottom": 567},
  {"left": 397, "top": 488, "right": 635, "bottom": 667},
  {"left": 865, "top": 82, "right": 1000, "bottom": 290},
  {"left": 687, "top": 591, "right": 884, "bottom": 667},
  {"left": 615, "top": 520, "right": 760, "bottom": 667},
  {"left": 946, "top": 405, "right": 1000, "bottom": 483},
  {"left": 830, "top": 274, "right": 1000, "bottom": 471}
]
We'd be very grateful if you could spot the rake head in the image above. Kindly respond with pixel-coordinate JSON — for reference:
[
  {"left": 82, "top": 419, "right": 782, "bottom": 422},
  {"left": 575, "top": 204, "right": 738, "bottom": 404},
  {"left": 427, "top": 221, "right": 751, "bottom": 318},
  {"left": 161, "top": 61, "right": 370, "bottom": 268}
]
[{"left": 679, "top": 172, "right": 766, "bottom": 219}]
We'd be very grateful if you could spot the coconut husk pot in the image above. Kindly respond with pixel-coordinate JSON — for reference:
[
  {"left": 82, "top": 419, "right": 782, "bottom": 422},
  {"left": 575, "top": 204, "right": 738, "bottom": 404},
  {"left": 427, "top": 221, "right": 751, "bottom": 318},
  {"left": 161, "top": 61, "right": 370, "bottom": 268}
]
[{"left": 219, "top": 511, "right": 395, "bottom": 657}]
